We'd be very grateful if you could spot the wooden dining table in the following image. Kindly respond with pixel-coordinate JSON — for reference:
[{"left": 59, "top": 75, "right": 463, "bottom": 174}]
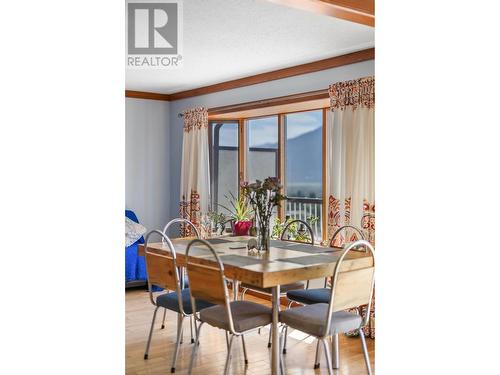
[{"left": 138, "top": 235, "right": 373, "bottom": 375}]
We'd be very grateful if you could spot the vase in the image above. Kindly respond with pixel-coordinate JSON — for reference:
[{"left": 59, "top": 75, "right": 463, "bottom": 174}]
[
  {"left": 233, "top": 220, "right": 252, "bottom": 236},
  {"left": 257, "top": 220, "right": 270, "bottom": 251}
]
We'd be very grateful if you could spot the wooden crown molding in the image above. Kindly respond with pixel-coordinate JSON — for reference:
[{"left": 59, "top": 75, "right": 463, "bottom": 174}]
[
  {"left": 266, "top": 0, "right": 375, "bottom": 27},
  {"left": 125, "top": 48, "right": 374, "bottom": 102},
  {"left": 168, "top": 48, "right": 374, "bottom": 101},
  {"left": 125, "top": 90, "right": 171, "bottom": 101}
]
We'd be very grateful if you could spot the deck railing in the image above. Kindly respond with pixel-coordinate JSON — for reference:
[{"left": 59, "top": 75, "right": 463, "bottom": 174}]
[{"left": 285, "top": 197, "right": 323, "bottom": 241}]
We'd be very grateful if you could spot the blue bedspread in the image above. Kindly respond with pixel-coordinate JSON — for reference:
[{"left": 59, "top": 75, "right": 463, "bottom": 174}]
[{"left": 125, "top": 210, "right": 146, "bottom": 283}]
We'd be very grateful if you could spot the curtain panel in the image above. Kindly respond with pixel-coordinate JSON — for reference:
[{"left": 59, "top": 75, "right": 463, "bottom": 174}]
[
  {"left": 326, "top": 77, "right": 375, "bottom": 246},
  {"left": 179, "top": 107, "right": 210, "bottom": 237},
  {"left": 326, "top": 77, "right": 375, "bottom": 339}
]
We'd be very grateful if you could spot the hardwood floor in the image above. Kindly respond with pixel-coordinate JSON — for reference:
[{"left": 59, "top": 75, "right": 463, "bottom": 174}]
[{"left": 126, "top": 288, "right": 375, "bottom": 374}]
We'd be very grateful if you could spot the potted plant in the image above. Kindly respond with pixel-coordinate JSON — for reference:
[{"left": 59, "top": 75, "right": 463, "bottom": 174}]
[
  {"left": 218, "top": 192, "right": 253, "bottom": 236},
  {"left": 272, "top": 216, "right": 319, "bottom": 242},
  {"left": 208, "top": 210, "right": 228, "bottom": 236}
]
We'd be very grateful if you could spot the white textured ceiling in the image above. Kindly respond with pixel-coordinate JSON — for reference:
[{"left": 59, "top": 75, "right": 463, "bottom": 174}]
[{"left": 126, "top": 0, "right": 374, "bottom": 94}]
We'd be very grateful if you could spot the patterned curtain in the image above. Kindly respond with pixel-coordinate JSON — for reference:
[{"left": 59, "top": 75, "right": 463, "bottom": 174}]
[
  {"left": 326, "top": 77, "right": 375, "bottom": 338},
  {"left": 179, "top": 107, "right": 210, "bottom": 237},
  {"left": 326, "top": 77, "right": 375, "bottom": 246}
]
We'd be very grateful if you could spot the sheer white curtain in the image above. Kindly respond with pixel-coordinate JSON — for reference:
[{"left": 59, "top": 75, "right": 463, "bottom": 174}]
[
  {"left": 326, "top": 77, "right": 375, "bottom": 339},
  {"left": 326, "top": 77, "right": 375, "bottom": 246},
  {"left": 179, "top": 107, "right": 210, "bottom": 237}
]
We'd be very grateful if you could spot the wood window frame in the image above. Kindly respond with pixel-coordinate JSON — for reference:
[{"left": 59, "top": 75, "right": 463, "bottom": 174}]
[
  {"left": 209, "top": 106, "right": 329, "bottom": 243},
  {"left": 208, "top": 119, "right": 241, "bottom": 212}
]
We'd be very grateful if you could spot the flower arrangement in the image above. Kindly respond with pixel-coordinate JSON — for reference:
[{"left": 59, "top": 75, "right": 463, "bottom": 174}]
[{"left": 241, "top": 177, "right": 286, "bottom": 250}]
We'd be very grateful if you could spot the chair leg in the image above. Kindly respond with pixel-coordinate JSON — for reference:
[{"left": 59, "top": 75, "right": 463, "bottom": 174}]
[
  {"left": 240, "top": 287, "right": 247, "bottom": 301},
  {"left": 170, "top": 314, "right": 184, "bottom": 373},
  {"left": 267, "top": 325, "right": 272, "bottom": 348},
  {"left": 241, "top": 335, "right": 248, "bottom": 365},
  {"left": 332, "top": 333, "right": 339, "bottom": 369},
  {"left": 190, "top": 316, "right": 194, "bottom": 343},
  {"left": 188, "top": 322, "right": 204, "bottom": 375},
  {"left": 223, "top": 333, "right": 235, "bottom": 375},
  {"left": 321, "top": 338, "right": 334, "bottom": 375},
  {"left": 279, "top": 325, "right": 287, "bottom": 374},
  {"left": 225, "top": 331, "right": 230, "bottom": 350},
  {"left": 283, "top": 326, "right": 288, "bottom": 354},
  {"left": 359, "top": 329, "right": 373, "bottom": 375},
  {"left": 161, "top": 308, "right": 167, "bottom": 329},
  {"left": 144, "top": 306, "right": 159, "bottom": 360},
  {"left": 313, "top": 338, "right": 321, "bottom": 369}
]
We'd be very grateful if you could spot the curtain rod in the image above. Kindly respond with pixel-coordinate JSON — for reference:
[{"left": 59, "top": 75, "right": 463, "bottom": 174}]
[{"left": 177, "top": 88, "right": 329, "bottom": 118}]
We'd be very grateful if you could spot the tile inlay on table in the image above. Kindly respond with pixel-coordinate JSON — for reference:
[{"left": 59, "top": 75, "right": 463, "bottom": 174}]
[
  {"left": 275, "top": 243, "right": 335, "bottom": 254},
  {"left": 275, "top": 253, "right": 341, "bottom": 266},
  {"left": 219, "top": 254, "right": 272, "bottom": 267}
]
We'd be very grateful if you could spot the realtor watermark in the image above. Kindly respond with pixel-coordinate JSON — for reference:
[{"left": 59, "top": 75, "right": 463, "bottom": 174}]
[{"left": 126, "top": 0, "right": 183, "bottom": 69}]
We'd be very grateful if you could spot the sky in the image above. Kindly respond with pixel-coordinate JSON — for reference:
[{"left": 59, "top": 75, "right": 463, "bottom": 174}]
[{"left": 216, "top": 109, "right": 323, "bottom": 147}]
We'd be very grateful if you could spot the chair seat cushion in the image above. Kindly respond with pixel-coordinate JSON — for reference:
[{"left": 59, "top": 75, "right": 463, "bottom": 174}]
[
  {"left": 200, "top": 301, "right": 272, "bottom": 333},
  {"left": 242, "top": 281, "right": 305, "bottom": 295},
  {"left": 156, "top": 289, "right": 213, "bottom": 315},
  {"left": 286, "top": 287, "right": 330, "bottom": 305},
  {"left": 280, "top": 303, "right": 362, "bottom": 337}
]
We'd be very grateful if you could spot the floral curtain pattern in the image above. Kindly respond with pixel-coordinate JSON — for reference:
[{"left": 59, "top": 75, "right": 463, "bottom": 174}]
[
  {"left": 326, "top": 77, "right": 375, "bottom": 246},
  {"left": 179, "top": 107, "right": 210, "bottom": 237},
  {"left": 326, "top": 77, "right": 375, "bottom": 339}
]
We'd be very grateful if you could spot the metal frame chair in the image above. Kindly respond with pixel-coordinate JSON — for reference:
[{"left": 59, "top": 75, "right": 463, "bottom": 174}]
[
  {"left": 329, "top": 224, "right": 366, "bottom": 249},
  {"left": 280, "top": 218, "right": 315, "bottom": 242},
  {"left": 279, "top": 239, "right": 375, "bottom": 375},
  {"left": 286, "top": 224, "right": 366, "bottom": 368},
  {"left": 143, "top": 218, "right": 202, "bottom": 373},
  {"left": 239, "top": 219, "right": 314, "bottom": 350},
  {"left": 186, "top": 239, "right": 273, "bottom": 375},
  {"left": 158, "top": 218, "right": 200, "bottom": 332}
]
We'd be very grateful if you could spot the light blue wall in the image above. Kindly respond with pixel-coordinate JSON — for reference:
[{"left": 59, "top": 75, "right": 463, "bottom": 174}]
[
  {"left": 168, "top": 60, "right": 374, "bottom": 221},
  {"left": 126, "top": 98, "right": 170, "bottom": 233}
]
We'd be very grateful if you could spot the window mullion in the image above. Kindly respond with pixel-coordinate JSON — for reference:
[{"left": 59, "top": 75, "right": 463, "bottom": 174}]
[
  {"left": 238, "top": 118, "right": 246, "bottom": 198},
  {"left": 278, "top": 114, "right": 285, "bottom": 221}
]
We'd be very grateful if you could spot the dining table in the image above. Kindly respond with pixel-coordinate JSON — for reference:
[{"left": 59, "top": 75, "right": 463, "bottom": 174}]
[{"left": 138, "top": 235, "right": 373, "bottom": 375}]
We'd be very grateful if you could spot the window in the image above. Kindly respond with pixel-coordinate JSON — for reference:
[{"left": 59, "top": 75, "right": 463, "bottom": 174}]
[
  {"left": 284, "top": 110, "right": 323, "bottom": 239},
  {"left": 209, "top": 108, "right": 326, "bottom": 241},
  {"left": 246, "top": 116, "right": 278, "bottom": 182},
  {"left": 209, "top": 121, "right": 239, "bottom": 215}
]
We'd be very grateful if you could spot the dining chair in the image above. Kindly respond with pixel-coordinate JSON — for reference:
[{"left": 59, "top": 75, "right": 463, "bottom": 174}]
[
  {"left": 286, "top": 224, "right": 366, "bottom": 305},
  {"left": 285, "top": 224, "right": 366, "bottom": 369},
  {"left": 279, "top": 239, "right": 375, "bottom": 375},
  {"left": 185, "top": 239, "right": 273, "bottom": 375},
  {"left": 143, "top": 227, "right": 214, "bottom": 373},
  {"left": 239, "top": 219, "right": 313, "bottom": 350},
  {"left": 158, "top": 218, "right": 199, "bottom": 332}
]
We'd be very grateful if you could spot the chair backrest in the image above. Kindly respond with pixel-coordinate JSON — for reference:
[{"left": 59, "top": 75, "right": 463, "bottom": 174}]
[
  {"left": 280, "top": 219, "right": 315, "bottom": 244},
  {"left": 324, "top": 240, "right": 375, "bottom": 335},
  {"left": 162, "top": 218, "right": 200, "bottom": 242},
  {"left": 185, "top": 239, "right": 237, "bottom": 333},
  {"left": 144, "top": 230, "right": 186, "bottom": 313},
  {"left": 329, "top": 224, "right": 365, "bottom": 248}
]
